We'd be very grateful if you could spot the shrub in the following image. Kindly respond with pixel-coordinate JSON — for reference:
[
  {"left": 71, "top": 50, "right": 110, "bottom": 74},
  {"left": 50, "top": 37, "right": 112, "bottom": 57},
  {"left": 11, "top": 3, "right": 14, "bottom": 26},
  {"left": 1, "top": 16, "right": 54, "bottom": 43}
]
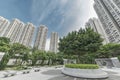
[
  {"left": 65, "top": 64, "right": 99, "bottom": 69},
  {"left": 0, "top": 53, "right": 9, "bottom": 70}
]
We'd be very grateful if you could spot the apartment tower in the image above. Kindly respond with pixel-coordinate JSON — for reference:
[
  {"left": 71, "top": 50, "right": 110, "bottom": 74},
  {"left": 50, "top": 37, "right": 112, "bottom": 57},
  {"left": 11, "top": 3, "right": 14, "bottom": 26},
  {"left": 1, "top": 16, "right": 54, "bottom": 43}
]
[
  {"left": 3, "top": 19, "right": 22, "bottom": 41},
  {"left": 34, "top": 25, "right": 48, "bottom": 50},
  {"left": 0, "top": 16, "right": 10, "bottom": 37},
  {"left": 0, "top": 18, "right": 35, "bottom": 47},
  {"left": 20, "top": 23, "right": 35, "bottom": 47},
  {"left": 94, "top": 0, "right": 120, "bottom": 43},
  {"left": 49, "top": 32, "right": 59, "bottom": 53},
  {"left": 85, "top": 18, "right": 109, "bottom": 44}
]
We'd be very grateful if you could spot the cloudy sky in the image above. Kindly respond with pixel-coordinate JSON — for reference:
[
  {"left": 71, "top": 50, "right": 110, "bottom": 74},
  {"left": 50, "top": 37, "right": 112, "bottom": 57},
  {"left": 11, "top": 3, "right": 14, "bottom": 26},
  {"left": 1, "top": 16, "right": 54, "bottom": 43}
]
[{"left": 0, "top": 0, "right": 97, "bottom": 50}]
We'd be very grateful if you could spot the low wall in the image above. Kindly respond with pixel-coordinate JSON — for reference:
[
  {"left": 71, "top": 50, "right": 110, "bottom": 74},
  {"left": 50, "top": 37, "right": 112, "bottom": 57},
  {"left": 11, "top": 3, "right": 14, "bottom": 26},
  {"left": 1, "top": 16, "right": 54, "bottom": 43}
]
[{"left": 62, "top": 67, "right": 108, "bottom": 79}]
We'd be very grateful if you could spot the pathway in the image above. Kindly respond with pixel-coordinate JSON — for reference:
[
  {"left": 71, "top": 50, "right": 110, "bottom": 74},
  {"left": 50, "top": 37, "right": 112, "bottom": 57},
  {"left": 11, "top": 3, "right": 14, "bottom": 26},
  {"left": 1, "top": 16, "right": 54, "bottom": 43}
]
[{"left": 0, "top": 67, "right": 120, "bottom": 80}]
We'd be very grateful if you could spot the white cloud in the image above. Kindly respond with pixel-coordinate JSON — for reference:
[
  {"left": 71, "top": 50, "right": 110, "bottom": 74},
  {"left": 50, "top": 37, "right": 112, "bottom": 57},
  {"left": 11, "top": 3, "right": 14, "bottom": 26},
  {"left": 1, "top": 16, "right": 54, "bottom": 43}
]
[
  {"left": 60, "top": 0, "right": 68, "bottom": 6},
  {"left": 31, "top": 0, "right": 60, "bottom": 24},
  {"left": 66, "top": 0, "right": 97, "bottom": 32},
  {"left": 31, "top": 0, "right": 98, "bottom": 36},
  {"left": 31, "top": 0, "right": 98, "bottom": 49}
]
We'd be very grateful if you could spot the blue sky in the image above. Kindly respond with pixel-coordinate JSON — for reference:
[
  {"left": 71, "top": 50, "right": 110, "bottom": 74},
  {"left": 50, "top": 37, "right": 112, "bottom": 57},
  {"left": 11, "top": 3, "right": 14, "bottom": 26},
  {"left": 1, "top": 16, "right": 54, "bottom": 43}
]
[
  {"left": 0, "top": 0, "right": 97, "bottom": 36},
  {"left": 0, "top": 0, "right": 97, "bottom": 50}
]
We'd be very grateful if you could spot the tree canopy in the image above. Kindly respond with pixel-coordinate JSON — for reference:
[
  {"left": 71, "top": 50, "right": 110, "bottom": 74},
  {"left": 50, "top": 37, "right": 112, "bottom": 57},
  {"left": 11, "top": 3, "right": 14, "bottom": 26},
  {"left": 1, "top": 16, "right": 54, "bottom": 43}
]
[
  {"left": 0, "top": 37, "right": 10, "bottom": 69},
  {"left": 0, "top": 37, "right": 10, "bottom": 52},
  {"left": 59, "top": 27, "right": 103, "bottom": 56},
  {"left": 96, "top": 43, "right": 120, "bottom": 58},
  {"left": 9, "top": 43, "right": 29, "bottom": 58}
]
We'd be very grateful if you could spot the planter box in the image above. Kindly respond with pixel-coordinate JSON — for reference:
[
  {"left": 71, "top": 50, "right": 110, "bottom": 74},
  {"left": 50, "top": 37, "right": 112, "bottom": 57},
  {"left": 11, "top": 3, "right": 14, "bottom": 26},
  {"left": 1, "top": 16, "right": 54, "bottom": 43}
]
[{"left": 62, "top": 67, "right": 108, "bottom": 79}]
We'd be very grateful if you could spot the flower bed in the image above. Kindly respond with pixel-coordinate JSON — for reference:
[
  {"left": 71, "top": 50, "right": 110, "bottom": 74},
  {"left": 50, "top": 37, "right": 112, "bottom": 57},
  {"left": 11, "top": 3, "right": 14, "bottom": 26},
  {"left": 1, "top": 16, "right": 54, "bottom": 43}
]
[
  {"left": 62, "top": 64, "right": 108, "bottom": 79},
  {"left": 65, "top": 64, "right": 99, "bottom": 69}
]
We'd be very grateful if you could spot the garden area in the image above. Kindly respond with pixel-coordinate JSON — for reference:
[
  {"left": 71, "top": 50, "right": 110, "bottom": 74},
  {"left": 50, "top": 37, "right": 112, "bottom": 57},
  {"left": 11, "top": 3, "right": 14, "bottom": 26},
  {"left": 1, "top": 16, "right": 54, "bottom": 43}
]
[
  {"left": 0, "top": 37, "right": 64, "bottom": 70},
  {"left": 0, "top": 27, "right": 120, "bottom": 72},
  {"left": 59, "top": 27, "right": 120, "bottom": 64}
]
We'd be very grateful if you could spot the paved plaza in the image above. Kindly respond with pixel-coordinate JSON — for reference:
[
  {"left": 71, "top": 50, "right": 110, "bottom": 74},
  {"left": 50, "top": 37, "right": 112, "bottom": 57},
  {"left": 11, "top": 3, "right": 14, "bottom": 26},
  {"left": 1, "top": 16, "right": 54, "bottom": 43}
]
[{"left": 0, "top": 67, "right": 120, "bottom": 80}]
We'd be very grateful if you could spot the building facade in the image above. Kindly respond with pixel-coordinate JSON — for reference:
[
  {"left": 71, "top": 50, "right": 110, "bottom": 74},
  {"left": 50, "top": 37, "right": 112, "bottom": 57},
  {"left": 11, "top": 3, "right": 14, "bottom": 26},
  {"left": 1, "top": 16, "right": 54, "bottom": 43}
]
[
  {"left": 3, "top": 19, "right": 22, "bottom": 40},
  {"left": 94, "top": 0, "right": 120, "bottom": 43},
  {"left": 113, "top": 0, "right": 120, "bottom": 8},
  {"left": 0, "top": 17, "right": 35, "bottom": 47},
  {"left": 0, "top": 16, "right": 10, "bottom": 37},
  {"left": 20, "top": 23, "right": 35, "bottom": 47},
  {"left": 85, "top": 18, "right": 109, "bottom": 44},
  {"left": 34, "top": 25, "right": 48, "bottom": 50},
  {"left": 49, "top": 32, "right": 59, "bottom": 53}
]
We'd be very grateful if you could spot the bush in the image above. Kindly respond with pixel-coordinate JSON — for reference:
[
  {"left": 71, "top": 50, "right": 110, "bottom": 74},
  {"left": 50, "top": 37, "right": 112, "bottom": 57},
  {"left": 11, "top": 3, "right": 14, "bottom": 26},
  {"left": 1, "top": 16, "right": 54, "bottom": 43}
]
[
  {"left": 0, "top": 53, "right": 9, "bottom": 70},
  {"left": 65, "top": 64, "right": 99, "bottom": 69},
  {"left": 118, "top": 56, "right": 120, "bottom": 61}
]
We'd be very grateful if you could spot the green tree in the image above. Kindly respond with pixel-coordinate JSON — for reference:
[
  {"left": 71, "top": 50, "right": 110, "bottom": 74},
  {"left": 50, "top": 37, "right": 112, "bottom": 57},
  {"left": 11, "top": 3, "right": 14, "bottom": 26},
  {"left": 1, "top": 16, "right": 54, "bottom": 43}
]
[
  {"left": 0, "top": 37, "right": 10, "bottom": 52},
  {"left": 96, "top": 43, "right": 120, "bottom": 58},
  {"left": 0, "top": 37, "right": 10, "bottom": 70},
  {"left": 0, "top": 53, "right": 9, "bottom": 70},
  {"left": 9, "top": 43, "right": 29, "bottom": 57},
  {"left": 47, "top": 52, "right": 57, "bottom": 65},
  {"left": 9, "top": 43, "right": 30, "bottom": 65},
  {"left": 31, "top": 50, "right": 47, "bottom": 66},
  {"left": 56, "top": 52, "right": 64, "bottom": 64},
  {"left": 59, "top": 27, "right": 103, "bottom": 63}
]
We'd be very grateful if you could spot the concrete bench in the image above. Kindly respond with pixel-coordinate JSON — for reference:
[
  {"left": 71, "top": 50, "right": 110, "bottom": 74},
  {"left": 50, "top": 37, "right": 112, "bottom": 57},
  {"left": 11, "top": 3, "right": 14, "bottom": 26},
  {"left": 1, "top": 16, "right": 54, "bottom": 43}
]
[
  {"left": 3, "top": 71, "right": 17, "bottom": 77},
  {"left": 34, "top": 68, "right": 40, "bottom": 72},
  {"left": 22, "top": 70, "right": 31, "bottom": 74},
  {"left": 55, "top": 65, "right": 63, "bottom": 69},
  {"left": 9, "top": 71, "right": 17, "bottom": 76},
  {"left": 3, "top": 73, "right": 9, "bottom": 77}
]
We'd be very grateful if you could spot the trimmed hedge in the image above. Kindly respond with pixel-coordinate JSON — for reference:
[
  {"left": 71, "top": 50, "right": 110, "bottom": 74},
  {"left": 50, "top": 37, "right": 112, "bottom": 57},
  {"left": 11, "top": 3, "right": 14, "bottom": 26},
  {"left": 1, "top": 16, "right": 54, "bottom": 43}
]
[{"left": 65, "top": 64, "right": 99, "bottom": 69}]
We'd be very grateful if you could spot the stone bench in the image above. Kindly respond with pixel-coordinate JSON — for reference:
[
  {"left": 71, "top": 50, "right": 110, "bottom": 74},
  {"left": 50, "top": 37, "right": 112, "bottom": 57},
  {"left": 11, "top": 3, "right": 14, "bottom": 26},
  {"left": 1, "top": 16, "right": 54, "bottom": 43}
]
[
  {"left": 55, "top": 65, "right": 63, "bottom": 69},
  {"left": 3, "top": 71, "right": 17, "bottom": 77},
  {"left": 3, "top": 73, "right": 9, "bottom": 77},
  {"left": 22, "top": 70, "right": 31, "bottom": 74},
  {"left": 9, "top": 71, "right": 17, "bottom": 76},
  {"left": 34, "top": 68, "right": 40, "bottom": 72}
]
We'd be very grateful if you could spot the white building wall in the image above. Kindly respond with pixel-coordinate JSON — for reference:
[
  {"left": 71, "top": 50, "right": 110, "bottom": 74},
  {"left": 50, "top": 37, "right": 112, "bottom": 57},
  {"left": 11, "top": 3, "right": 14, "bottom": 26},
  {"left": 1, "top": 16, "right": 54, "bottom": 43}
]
[
  {"left": 85, "top": 18, "right": 109, "bottom": 44},
  {"left": 34, "top": 25, "right": 48, "bottom": 50},
  {"left": 22, "top": 23, "right": 35, "bottom": 47},
  {"left": 49, "top": 32, "right": 59, "bottom": 53},
  {"left": 94, "top": 0, "right": 120, "bottom": 43},
  {"left": 0, "top": 16, "right": 10, "bottom": 37}
]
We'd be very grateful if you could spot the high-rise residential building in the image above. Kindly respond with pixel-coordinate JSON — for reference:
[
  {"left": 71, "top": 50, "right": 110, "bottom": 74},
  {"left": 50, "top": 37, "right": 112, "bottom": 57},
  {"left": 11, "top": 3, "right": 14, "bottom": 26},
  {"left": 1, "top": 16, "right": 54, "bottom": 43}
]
[
  {"left": 49, "top": 32, "right": 59, "bottom": 53},
  {"left": 21, "top": 23, "right": 35, "bottom": 47},
  {"left": 0, "top": 16, "right": 10, "bottom": 37},
  {"left": 1, "top": 18, "right": 35, "bottom": 47},
  {"left": 85, "top": 18, "right": 109, "bottom": 44},
  {"left": 14, "top": 22, "right": 25, "bottom": 43},
  {"left": 113, "top": 0, "right": 120, "bottom": 8},
  {"left": 3, "top": 19, "right": 21, "bottom": 40},
  {"left": 94, "top": 0, "right": 120, "bottom": 43},
  {"left": 10, "top": 22, "right": 25, "bottom": 43},
  {"left": 34, "top": 25, "right": 48, "bottom": 50}
]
